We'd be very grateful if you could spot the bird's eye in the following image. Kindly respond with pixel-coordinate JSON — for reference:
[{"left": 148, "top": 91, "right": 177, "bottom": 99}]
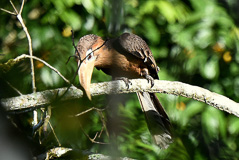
[
  {"left": 87, "top": 53, "right": 92, "bottom": 60},
  {"left": 86, "top": 49, "right": 95, "bottom": 61}
]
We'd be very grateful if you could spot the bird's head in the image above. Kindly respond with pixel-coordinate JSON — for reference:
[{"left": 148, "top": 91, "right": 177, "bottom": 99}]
[{"left": 76, "top": 34, "right": 104, "bottom": 100}]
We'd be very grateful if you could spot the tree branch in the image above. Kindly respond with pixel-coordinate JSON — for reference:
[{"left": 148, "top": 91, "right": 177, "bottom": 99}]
[
  {"left": 16, "top": 0, "right": 36, "bottom": 93},
  {"left": 0, "top": 54, "right": 70, "bottom": 84},
  {"left": 2, "top": 0, "right": 38, "bottom": 125},
  {"left": 36, "top": 147, "right": 134, "bottom": 160},
  {"left": 1, "top": 79, "right": 239, "bottom": 117}
]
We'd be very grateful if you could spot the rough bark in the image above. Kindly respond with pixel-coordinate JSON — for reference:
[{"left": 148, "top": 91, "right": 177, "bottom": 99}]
[{"left": 1, "top": 79, "right": 238, "bottom": 117}]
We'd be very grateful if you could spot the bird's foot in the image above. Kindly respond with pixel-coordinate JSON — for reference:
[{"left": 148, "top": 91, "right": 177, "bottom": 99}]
[
  {"left": 145, "top": 74, "right": 154, "bottom": 87},
  {"left": 115, "top": 77, "right": 132, "bottom": 89}
]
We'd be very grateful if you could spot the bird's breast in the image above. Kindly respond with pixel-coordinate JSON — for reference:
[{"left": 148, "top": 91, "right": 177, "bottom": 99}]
[{"left": 94, "top": 48, "right": 145, "bottom": 78}]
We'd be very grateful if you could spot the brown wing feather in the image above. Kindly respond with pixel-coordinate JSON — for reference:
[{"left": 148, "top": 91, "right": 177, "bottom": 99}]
[{"left": 117, "top": 33, "right": 159, "bottom": 72}]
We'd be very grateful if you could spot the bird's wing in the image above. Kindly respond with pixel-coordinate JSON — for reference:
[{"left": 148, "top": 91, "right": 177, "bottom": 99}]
[{"left": 116, "top": 33, "right": 159, "bottom": 72}]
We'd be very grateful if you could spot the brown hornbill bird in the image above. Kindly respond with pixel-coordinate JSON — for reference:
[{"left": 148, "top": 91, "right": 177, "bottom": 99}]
[{"left": 76, "top": 33, "right": 172, "bottom": 149}]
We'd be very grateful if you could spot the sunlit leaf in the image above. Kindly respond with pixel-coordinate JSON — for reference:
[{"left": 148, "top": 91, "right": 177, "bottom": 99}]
[
  {"left": 201, "top": 107, "right": 226, "bottom": 141},
  {"left": 228, "top": 116, "right": 239, "bottom": 135},
  {"left": 234, "top": 77, "right": 239, "bottom": 97},
  {"left": 60, "top": 10, "right": 82, "bottom": 30},
  {"left": 157, "top": 1, "right": 176, "bottom": 23},
  {"left": 180, "top": 101, "right": 204, "bottom": 127},
  {"left": 142, "top": 18, "right": 160, "bottom": 44},
  {"left": 200, "top": 56, "right": 219, "bottom": 80},
  {"left": 41, "top": 68, "right": 53, "bottom": 86}
]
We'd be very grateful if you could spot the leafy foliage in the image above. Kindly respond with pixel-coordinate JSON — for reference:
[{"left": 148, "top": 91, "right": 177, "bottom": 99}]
[{"left": 1, "top": 0, "right": 239, "bottom": 159}]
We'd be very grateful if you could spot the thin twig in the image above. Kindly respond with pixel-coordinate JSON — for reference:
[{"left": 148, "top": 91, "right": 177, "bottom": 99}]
[
  {"left": 16, "top": 2, "right": 36, "bottom": 93},
  {"left": 97, "top": 110, "right": 109, "bottom": 137},
  {"left": 43, "top": 106, "right": 51, "bottom": 133},
  {"left": 19, "top": 0, "right": 24, "bottom": 15},
  {"left": 72, "top": 107, "right": 106, "bottom": 117},
  {"left": 9, "top": 0, "right": 18, "bottom": 14},
  {"left": 0, "top": 8, "right": 16, "bottom": 15},
  {"left": 71, "top": 30, "right": 81, "bottom": 61},
  {"left": 70, "top": 30, "right": 82, "bottom": 83},
  {"left": 66, "top": 55, "right": 77, "bottom": 65},
  {"left": 23, "top": 55, "right": 70, "bottom": 84},
  {"left": 5, "top": 80, "right": 23, "bottom": 95},
  {"left": 71, "top": 106, "right": 108, "bottom": 142},
  {"left": 74, "top": 108, "right": 94, "bottom": 117},
  {"left": 79, "top": 123, "right": 109, "bottom": 145},
  {"left": 3, "top": 0, "right": 38, "bottom": 125},
  {"left": 16, "top": 0, "right": 37, "bottom": 125},
  {"left": 49, "top": 121, "right": 61, "bottom": 146},
  {"left": 92, "top": 132, "right": 99, "bottom": 141},
  {"left": 1, "top": 54, "right": 70, "bottom": 84},
  {"left": 98, "top": 124, "right": 105, "bottom": 138}
]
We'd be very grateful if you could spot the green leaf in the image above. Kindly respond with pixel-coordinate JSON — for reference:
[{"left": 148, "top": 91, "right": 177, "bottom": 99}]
[
  {"left": 200, "top": 56, "right": 219, "bottom": 80},
  {"left": 157, "top": 1, "right": 177, "bottom": 23},
  {"left": 228, "top": 116, "right": 239, "bottom": 135},
  {"left": 180, "top": 101, "right": 204, "bottom": 126},
  {"left": 60, "top": 10, "right": 82, "bottom": 30},
  {"left": 201, "top": 107, "right": 226, "bottom": 140},
  {"left": 142, "top": 18, "right": 160, "bottom": 44}
]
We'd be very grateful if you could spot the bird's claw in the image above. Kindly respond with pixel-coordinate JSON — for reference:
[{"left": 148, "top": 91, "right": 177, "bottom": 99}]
[
  {"left": 145, "top": 75, "right": 154, "bottom": 87},
  {"left": 115, "top": 77, "right": 132, "bottom": 89}
]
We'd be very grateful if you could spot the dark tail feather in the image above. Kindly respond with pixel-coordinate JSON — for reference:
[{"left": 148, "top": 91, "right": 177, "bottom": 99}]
[{"left": 137, "top": 92, "right": 172, "bottom": 149}]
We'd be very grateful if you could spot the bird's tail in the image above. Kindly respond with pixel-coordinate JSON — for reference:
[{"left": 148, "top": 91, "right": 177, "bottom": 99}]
[{"left": 136, "top": 92, "right": 172, "bottom": 149}]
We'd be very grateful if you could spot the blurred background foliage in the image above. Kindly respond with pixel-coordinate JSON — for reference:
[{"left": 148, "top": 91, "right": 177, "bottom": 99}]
[{"left": 1, "top": 0, "right": 239, "bottom": 159}]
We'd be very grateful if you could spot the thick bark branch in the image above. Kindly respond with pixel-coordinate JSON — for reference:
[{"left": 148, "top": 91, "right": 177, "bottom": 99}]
[
  {"left": 1, "top": 79, "right": 239, "bottom": 117},
  {"left": 36, "top": 147, "right": 133, "bottom": 160}
]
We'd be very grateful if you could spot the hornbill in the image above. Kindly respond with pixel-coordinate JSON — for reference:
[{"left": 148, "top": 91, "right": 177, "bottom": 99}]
[{"left": 76, "top": 33, "right": 172, "bottom": 149}]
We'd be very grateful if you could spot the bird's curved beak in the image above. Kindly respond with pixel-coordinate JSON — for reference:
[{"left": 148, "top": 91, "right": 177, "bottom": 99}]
[{"left": 78, "top": 57, "right": 95, "bottom": 100}]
